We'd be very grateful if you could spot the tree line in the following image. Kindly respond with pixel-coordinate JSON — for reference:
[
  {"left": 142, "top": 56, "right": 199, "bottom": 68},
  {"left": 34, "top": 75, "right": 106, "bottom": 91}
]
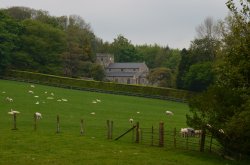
[{"left": 0, "top": 7, "right": 180, "bottom": 87}]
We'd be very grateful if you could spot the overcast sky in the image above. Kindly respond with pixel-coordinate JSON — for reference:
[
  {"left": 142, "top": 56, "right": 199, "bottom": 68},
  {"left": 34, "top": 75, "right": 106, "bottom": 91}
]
[{"left": 0, "top": 0, "right": 230, "bottom": 49}]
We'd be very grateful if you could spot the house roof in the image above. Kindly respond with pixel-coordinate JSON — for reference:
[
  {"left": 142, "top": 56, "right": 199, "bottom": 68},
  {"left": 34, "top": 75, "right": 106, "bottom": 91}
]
[
  {"left": 107, "top": 63, "right": 147, "bottom": 69},
  {"left": 106, "top": 71, "right": 147, "bottom": 77}
]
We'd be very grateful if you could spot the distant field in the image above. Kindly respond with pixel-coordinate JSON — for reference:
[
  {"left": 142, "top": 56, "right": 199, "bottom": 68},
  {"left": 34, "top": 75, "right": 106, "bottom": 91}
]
[{"left": 0, "top": 79, "right": 247, "bottom": 165}]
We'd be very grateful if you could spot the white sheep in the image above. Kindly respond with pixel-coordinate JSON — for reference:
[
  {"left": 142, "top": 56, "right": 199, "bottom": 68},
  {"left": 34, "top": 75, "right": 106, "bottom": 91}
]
[
  {"left": 35, "top": 101, "right": 39, "bottom": 105},
  {"left": 206, "top": 124, "right": 212, "bottom": 128},
  {"left": 219, "top": 129, "right": 224, "bottom": 134},
  {"left": 90, "top": 112, "right": 96, "bottom": 115},
  {"left": 62, "top": 99, "right": 68, "bottom": 102},
  {"left": 96, "top": 99, "right": 101, "bottom": 102},
  {"left": 30, "top": 84, "right": 35, "bottom": 88},
  {"left": 195, "top": 130, "right": 202, "bottom": 137},
  {"left": 92, "top": 100, "right": 97, "bottom": 104},
  {"left": 6, "top": 97, "right": 13, "bottom": 102},
  {"left": 8, "top": 109, "right": 20, "bottom": 115},
  {"left": 165, "top": 110, "right": 174, "bottom": 116},
  {"left": 180, "top": 128, "right": 188, "bottom": 137},
  {"left": 28, "top": 90, "right": 34, "bottom": 94},
  {"left": 129, "top": 118, "right": 134, "bottom": 124},
  {"left": 137, "top": 111, "right": 140, "bottom": 114},
  {"left": 35, "top": 112, "right": 42, "bottom": 119}
]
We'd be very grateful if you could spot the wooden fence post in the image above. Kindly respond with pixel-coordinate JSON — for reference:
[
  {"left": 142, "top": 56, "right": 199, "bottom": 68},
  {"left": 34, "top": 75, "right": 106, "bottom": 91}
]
[
  {"left": 209, "top": 133, "right": 213, "bottom": 152},
  {"left": 110, "top": 120, "right": 113, "bottom": 140},
  {"left": 34, "top": 113, "right": 37, "bottom": 131},
  {"left": 80, "top": 119, "right": 84, "bottom": 135},
  {"left": 159, "top": 121, "right": 164, "bottom": 147},
  {"left": 56, "top": 115, "right": 60, "bottom": 133},
  {"left": 135, "top": 122, "right": 140, "bottom": 143},
  {"left": 200, "top": 128, "right": 206, "bottom": 152},
  {"left": 107, "top": 120, "right": 110, "bottom": 139},
  {"left": 13, "top": 113, "right": 17, "bottom": 130},
  {"left": 174, "top": 127, "right": 176, "bottom": 148},
  {"left": 151, "top": 125, "right": 154, "bottom": 146}
]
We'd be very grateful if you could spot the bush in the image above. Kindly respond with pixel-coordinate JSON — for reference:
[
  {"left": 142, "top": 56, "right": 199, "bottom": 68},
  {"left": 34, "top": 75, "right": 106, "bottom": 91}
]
[{"left": 4, "top": 70, "right": 193, "bottom": 102}]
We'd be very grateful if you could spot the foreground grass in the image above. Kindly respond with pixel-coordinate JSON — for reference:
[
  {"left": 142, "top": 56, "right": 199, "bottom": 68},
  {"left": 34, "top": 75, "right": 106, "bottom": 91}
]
[{"left": 0, "top": 79, "right": 248, "bottom": 165}]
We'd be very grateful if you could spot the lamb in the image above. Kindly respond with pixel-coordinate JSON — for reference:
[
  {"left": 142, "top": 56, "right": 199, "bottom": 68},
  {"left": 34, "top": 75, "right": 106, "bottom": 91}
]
[
  {"left": 35, "top": 112, "right": 42, "bottom": 119},
  {"left": 165, "top": 110, "right": 174, "bottom": 116}
]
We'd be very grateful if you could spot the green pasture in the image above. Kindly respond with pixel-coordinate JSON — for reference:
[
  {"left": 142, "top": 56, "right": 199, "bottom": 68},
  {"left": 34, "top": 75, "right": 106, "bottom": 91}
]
[{"left": 0, "top": 79, "right": 247, "bottom": 165}]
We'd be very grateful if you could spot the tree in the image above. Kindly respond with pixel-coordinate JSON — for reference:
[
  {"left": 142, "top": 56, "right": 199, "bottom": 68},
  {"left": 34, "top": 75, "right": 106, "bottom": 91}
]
[
  {"left": 0, "top": 11, "right": 22, "bottom": 74},
  {"left": 90, "top": 64, "right": 105, "bottom": 81},
  {"left": 147, "top": 67, "right": 173, "bottom": 87},
  {"left": 111, "top": 35, "right": 141, "bottom": 62},
  {"left": 17, "top": 19, "right": 66, "bottom": 74},
  {"left": 187, "top": 0, "right": 250, "bottom": 155}
]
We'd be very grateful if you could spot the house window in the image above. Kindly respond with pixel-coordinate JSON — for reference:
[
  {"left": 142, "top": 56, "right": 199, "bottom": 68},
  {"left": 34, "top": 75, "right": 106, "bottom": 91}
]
[
  {"left": 133, "top": 69, "right": 136, "bottom": 71},
  {"left": 127, "top": 78, "right": 130, "bottom": 84},
  {"left": 121, "top": 69, "right": 124, "bottom": 71}
]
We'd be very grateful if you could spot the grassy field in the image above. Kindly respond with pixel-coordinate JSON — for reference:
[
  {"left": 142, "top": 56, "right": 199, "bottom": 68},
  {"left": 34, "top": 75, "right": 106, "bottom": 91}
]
[{"left": 0, "top": 79, "right": 248, "bottom": 165}]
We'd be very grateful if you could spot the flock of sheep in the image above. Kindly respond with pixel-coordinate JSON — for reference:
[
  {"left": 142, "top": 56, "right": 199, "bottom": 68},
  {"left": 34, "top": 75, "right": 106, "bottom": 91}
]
[
  {"left": 3, "top": 84, "right": 68, "bottom": 124},
  {"left": 2, "top": 83, "right": 212, "bottom": 138}
]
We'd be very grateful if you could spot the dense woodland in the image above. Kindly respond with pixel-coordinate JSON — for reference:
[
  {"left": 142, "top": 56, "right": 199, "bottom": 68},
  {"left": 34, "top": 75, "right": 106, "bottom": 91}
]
[{"left": 0, "top": 0, "right": 250, "bottom": 156}]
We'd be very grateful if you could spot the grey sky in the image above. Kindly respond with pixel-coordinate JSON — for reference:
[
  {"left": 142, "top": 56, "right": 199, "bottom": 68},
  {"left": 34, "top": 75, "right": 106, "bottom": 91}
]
[{"left": 0, "top": 0, "right": 229, "bottom": 49}]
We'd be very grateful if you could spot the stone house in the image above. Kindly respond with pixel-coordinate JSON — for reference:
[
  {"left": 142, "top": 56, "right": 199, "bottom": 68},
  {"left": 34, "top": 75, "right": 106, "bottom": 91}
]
[{"left": 96, "top": 53, "right": 149, "bottom": 85}]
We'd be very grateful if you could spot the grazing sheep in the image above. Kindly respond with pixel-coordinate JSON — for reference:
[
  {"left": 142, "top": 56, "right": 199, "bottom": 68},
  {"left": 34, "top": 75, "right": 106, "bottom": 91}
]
[
  {"left": 62, "top": 99, "right": 68, "bottom": 102},
  {"left": 35, "top": 101, "right": 39, "bottom": 105},
  {"left": 165, "top": 110, "right": 174, "bottom": 116},
  {"left": 92, "top": 100, "right": 97, "bottom": 104},
  {"left": 57, "top": 99, "right": 62, "bottom": 102},
  {"left": 180, "top": 128, "right": 195, "bottom": 137},
  {"left": 8, "top": 109, "right": 20, "bottom": 115},
  {"left": 35, "top": 112, "right": 42, "bottom": 119},
  {"left": 180, "top": 128, "right": 188, "bottom": 137},
  {"left": 219, "top": 129, "right": 224, "bottom": 134},
  {"left": 96, "top": 99, "right": 101, "bottom": 102},
  {"left": 206, "top": 124, "right": 212, "bottom": 128},
  {"left": 136, "top": 111, "right": 140, "bottom": 114},
  {"left": 2, "top": 91, "right": 6, "bottom": 94},
  {"left": 51, "top": 92, "right": 54, "bottom": 96},
  {"left": 34, "top": 95, "right": 39, "bottom": 98},
  {"left": 195, "top": 130, "right": 202, "bottom": 137},
  {"left": 6, "top": 97, "right": 13, "bottom": 102},
  {"left": 28, "top": 90, "right": 34, "bottom": 94},
  {"left": 90, "top": 112, "right": 96, "bottom": 115},
  {"left": 30, "top": 85, "right": 35, "bottom": 88},
  {"left": 129, "top": 118, "right": 134, "bottom": 124}
]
